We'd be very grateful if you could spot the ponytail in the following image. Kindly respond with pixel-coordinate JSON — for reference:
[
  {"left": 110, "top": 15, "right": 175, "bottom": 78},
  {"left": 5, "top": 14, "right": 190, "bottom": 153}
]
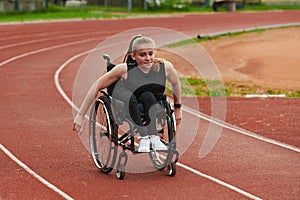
[{"left": 123, "top": 35, "right": 142, "bottom": 63}]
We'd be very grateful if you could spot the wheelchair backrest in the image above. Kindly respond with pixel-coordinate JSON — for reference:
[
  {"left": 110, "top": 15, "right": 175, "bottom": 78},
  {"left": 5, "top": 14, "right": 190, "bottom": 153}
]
[{"left": 104, "top": 54, "right": 135, "bottom": 96}]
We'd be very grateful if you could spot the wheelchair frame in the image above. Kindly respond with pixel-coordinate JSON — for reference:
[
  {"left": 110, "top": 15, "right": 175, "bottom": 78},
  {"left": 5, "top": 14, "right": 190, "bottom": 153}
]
[
  {"left": 89, "top": 91, "right": 179, "bottom": 179},
  {"left": 88, "top": 55, "right": 179, "bottom": 180}
]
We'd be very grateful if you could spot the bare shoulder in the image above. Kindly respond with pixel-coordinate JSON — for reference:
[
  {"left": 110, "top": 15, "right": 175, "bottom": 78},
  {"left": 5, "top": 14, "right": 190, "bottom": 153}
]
[
  {"left": 163, "top": 60, "right": 176, "bottom": 76},
  {"left": 112, "top": 62, "right": 127, "bottom": 71},
  {"left": 110, "top": 63, "right": 127, "bottom": 78},
  {"left": 164, "top": 60, "right": 173, "bottom": 68}
]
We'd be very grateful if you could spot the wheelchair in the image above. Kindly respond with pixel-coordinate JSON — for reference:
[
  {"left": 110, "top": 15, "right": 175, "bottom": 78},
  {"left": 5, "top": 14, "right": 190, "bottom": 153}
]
[{"left": 88, "top": 55, "right": 179, "bottom": 180}]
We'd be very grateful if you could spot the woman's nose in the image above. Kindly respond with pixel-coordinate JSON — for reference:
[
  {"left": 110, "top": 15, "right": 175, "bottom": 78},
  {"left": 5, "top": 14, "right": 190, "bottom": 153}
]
[{"left": 145, "top": 54, "right": 150, "bottom": 60}]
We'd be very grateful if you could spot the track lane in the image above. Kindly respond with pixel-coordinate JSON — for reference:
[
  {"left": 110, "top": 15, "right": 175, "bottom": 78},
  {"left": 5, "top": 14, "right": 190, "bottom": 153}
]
[
  {"left": 0, "top": 42, "right": 252, "bottom": 199},
  {"left": 1, "top": 10, "right": 298, "bottom": 198},
  {"left": 55, "top": 48, "right": 299, "bottom": 199},
  {"left": 178, "top": 115, "right": 299, "bottom": 199},
  {"left": 1, "top": 144, "right": 73, "bottom": 200}
]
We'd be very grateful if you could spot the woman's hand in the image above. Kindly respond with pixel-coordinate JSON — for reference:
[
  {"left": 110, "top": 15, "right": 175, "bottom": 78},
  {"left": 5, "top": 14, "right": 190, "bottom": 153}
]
[
  {"left": 174, "top": 107, "right": 182, "bottom": 126},
  {"left": 73, "top": 114, "right": 83, "bottom": 133},
  {"left": 73, "top": 123, "right": 81, "bottom": 132}
]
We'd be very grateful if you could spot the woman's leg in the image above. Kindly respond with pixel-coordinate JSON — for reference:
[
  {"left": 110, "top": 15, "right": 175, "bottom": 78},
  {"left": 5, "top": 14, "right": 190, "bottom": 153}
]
[
  {"left": 138, "top": 91, "right": 163, "bottom": 135},
  {"left": 138, "top": 91, "right": 167, "bottom": 151},
  {"left": 113, "top": 88, "right": 148, "bottom": 137}
]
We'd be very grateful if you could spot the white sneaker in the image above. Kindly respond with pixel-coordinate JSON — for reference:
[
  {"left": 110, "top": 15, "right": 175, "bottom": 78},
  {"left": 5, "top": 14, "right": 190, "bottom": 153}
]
[
  {"left": 138, "top": 137, "right": 150, "bottom": 153},
  {"left": 150, "top": 135, "right": 167, "bottom": 151}
]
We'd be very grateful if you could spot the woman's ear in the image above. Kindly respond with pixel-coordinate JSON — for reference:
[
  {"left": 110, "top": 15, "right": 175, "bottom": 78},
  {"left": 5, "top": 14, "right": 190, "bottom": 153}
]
[{"left": 131, "top": 53, "right": 136, "bottom": 60}]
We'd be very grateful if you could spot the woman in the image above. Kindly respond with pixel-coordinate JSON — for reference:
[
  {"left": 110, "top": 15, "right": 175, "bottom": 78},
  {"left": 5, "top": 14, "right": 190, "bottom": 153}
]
[{"left": 73, "top": 35, "right": 182, "bottom": 152}]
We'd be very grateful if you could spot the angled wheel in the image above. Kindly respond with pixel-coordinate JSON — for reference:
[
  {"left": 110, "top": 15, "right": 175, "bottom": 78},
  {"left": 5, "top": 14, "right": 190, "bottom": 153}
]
[
  {"left": 116, "top": 164, "right": 125, "bottom": 180},
  {"left": 167, "top": 162, "right": 176, "bottom": 176},
  {"left": 149, "top": 100, "right": 176, "bottom": 170},
  {"left": 116, "top": 151, "right": 128, "bottom": 180},
  {"left": 89, "top": 95, "right": 118, "bottom": 174}
]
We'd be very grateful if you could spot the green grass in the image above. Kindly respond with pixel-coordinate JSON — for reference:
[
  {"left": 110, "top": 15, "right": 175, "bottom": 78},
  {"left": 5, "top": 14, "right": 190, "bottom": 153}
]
[
  {"left": 0, "top": 3, "right": 210, "bottom": 22},
  {"left": 0, "top": 4, "right": 130, "bottom": 22},
  {"left": 1, "top": 2, "right": 300, "bottom": 23},
  {"left": 242, "top": 3, "right": 300, "bottom": 11},
  {"left": 166, "top": 78, "right": 300, "bottom": 97},
  {"left": 168, "top": 26, "right": 300, "bottom": 47}
]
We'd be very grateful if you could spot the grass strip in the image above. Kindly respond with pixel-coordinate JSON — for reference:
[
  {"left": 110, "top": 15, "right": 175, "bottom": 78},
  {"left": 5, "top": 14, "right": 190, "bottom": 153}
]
[
  {"left": 166, "top": 78, "right": 300, "bottom": 97},
  {"left": 1, "top": 3, "right": 300, "bottom": 23}
]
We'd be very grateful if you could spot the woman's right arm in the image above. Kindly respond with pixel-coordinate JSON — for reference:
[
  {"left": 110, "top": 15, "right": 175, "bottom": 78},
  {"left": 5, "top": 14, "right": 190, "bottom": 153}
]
[{"left": 73, "top": 64, "right": 127, "bottom": 131}]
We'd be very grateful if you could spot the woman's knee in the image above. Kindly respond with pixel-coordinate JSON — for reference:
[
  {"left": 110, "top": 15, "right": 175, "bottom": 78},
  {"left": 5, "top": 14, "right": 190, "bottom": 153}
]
[{"left": 138, "top": 91, "right": 156, "bottom": 104}]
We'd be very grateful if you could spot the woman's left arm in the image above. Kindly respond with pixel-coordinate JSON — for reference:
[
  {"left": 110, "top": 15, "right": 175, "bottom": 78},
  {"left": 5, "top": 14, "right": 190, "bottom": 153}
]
[{"left": 165, "top": 61, "right": 182, "bottom": 125}]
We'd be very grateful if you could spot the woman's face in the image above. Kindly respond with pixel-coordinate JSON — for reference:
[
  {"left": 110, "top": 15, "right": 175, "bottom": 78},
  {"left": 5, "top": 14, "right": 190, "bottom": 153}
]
[{"left": 132, "top": 43, "right": 155, "bottom": 69}]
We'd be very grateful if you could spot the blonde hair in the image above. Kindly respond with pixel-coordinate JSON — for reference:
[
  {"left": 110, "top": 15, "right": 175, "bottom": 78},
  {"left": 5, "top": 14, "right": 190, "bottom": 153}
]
[{"left": 124, "top": 35, "right": 163, "bottom": 72}]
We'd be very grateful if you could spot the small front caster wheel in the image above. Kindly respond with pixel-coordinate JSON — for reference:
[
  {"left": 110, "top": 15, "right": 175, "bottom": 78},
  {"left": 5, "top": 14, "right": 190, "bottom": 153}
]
[
  {"left": 167, "top": 162, "right": 176, "bottom": 176},
  {"left": 116, "top": 164, "right": 125, "bottom": 180}
]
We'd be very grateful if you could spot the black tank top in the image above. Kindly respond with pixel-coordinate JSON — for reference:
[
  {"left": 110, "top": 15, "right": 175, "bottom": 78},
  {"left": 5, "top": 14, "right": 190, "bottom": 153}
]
[{"left": 124, "top": 62, "right": 166, "bottom": 100}]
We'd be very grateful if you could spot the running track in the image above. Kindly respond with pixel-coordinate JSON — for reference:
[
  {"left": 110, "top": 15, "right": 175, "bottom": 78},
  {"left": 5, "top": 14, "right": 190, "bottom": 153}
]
[{"left": 1, "top": 11, "right": 299, "bottom": 199}]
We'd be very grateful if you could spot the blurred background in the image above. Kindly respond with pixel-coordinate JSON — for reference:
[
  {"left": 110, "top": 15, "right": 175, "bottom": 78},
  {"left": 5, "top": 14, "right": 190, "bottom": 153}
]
[{"left": 1, "top": 0, "right": 299, "bottom": 14}]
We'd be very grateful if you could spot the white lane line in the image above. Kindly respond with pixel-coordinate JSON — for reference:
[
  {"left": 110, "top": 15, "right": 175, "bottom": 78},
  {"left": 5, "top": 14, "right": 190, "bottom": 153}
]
[
  {"left": 0, "top": 31, "right": 68, "bottom": 41},
  {"left": 0, "top": 40, "right": 100, "bottom": 198},
  {"left": 0, "top": 37, "right": 100, "bottom": 67},
  {"left": 54, "top": 51, "right": 262, "bottom": 200},
  {"left": 245, "top": 94, "right": 286, "bottom": 98},
  {"left": 0, "top": 144, "right": 74, "bottom": 200},
  {"left": 183, "top": 105, "right": 300, "bottom": 153},
  {"left": 54, "top": 50, "right": 91, "bottom": 110},
  {"left": 0, "top": 30, "right": 108, "bottom": 50},
  {"left": 177, "top": 163, "right": 262, "bottom": 200},
  {"left": 200, "top": 23, "right": 300, "bottom": 38}
]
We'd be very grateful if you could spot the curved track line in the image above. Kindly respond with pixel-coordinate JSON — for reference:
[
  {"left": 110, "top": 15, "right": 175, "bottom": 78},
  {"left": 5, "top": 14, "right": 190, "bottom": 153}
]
[
  {"left": 0, "top": 30, "right": 68, "bottom": 41},
  {"left": 0, "top": 40, "right": 98, "bottom": 199},
  {"left": 0, "top": 144, "right": 74, "bottom": 200},
  {"left": 0, "top": 30, "right": 108, "bottom": 50},
  {"left": 177, "top": 163, "right": 262, "bottom": 200},
  {"left": 54, "top": 50, "right": 262, "bottom": 200},
  {"left": 0, "top": 38, "right": 100, "bottom": 67},
  {"left": 200, "top": 23, "right": 300, "bottom": 38},
  {"left": 183, "top": 106, "right": 300, "bottom": 153}
]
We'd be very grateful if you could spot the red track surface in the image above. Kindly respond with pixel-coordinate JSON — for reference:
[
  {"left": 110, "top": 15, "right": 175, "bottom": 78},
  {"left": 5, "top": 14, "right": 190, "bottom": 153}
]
[{"left": 1, "top": 11, "right": 299, "bottom": 199}]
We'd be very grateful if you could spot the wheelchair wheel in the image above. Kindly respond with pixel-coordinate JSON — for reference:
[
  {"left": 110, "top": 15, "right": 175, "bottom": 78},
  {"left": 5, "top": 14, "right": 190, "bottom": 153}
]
[
  {"left": 149, "top": 101, "right": 177, "bottom": 172},
  {"left": 89, "top": 95, "right": 118, "bottom": 174},
  {"left": 167, "top": 162, "right": 176, "bottom": 176},
  {"left": 116, "top": 164, "right": 125, "bottom": 180},
  {"left": 116, "top": 151, "right": 128, "bottom": 180}
]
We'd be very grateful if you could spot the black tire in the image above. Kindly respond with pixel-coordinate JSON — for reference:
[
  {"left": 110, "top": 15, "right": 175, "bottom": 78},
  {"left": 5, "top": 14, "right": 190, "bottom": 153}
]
[
  {"left": 149, "top": 101, "right": 176, "bottom": 170},
  {"left": 167, "top": 162, "right": 176, "bottom": 176},
  {"left": 116, "top": 164, "right": 126, "bottom": 180},
  {"left": 89, "top": 95, "right": 118, "bottom": 174}
]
